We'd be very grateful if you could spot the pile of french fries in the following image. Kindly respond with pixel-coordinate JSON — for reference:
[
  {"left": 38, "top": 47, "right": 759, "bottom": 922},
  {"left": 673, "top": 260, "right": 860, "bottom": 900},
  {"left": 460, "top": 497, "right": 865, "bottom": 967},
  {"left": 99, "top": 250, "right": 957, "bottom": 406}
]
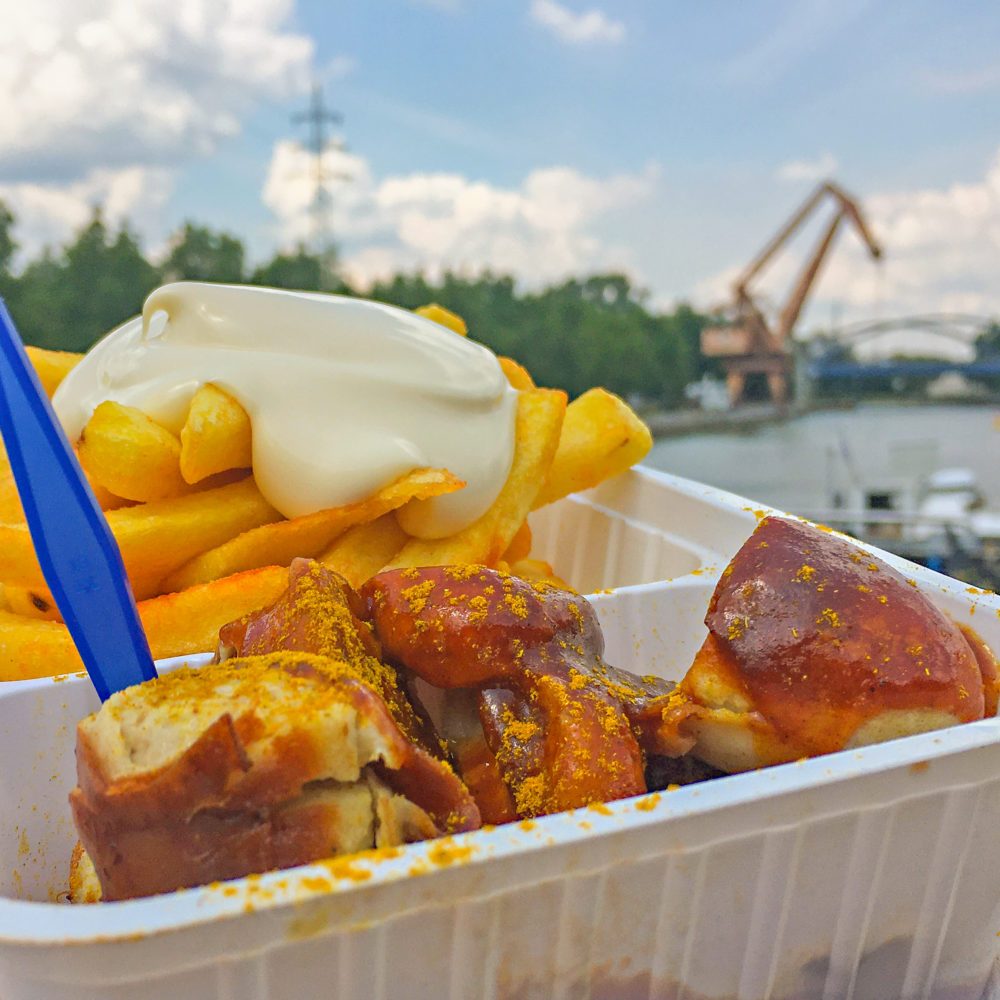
[{"left": 0, "top": 305, "right": 652, "bottom": 680}]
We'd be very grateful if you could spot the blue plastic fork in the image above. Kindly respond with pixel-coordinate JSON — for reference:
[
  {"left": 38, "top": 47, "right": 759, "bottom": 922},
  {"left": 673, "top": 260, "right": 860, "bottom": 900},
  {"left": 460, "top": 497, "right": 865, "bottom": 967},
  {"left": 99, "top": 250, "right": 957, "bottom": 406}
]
[{"left": 0, "top": 299, "right": 157, "bottom": 700}]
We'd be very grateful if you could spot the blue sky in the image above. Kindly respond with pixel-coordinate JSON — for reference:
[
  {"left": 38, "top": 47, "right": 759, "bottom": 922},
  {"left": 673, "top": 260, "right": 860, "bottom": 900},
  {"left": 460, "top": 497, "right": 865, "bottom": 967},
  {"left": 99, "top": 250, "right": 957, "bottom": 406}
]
[{"left": 2, "top": 0, "right": 999, "bottom": 333}]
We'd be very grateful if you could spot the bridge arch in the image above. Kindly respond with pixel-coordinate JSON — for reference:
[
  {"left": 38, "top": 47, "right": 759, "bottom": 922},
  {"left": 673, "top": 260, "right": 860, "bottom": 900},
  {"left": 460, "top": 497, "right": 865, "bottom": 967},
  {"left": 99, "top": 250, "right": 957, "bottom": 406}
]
[
  {"left": 811, "top": 314, "right": 995, "bottom": 351},
  {"left": 803, "top": 314, "right": 1000, "bottom": 383}
]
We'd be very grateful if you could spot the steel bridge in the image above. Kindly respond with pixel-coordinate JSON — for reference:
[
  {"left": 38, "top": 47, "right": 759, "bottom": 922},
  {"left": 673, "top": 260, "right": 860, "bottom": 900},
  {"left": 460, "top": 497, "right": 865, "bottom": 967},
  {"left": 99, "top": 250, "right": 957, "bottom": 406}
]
[{"left": 805, "top": 314, "right": 998, "bottom": 381}]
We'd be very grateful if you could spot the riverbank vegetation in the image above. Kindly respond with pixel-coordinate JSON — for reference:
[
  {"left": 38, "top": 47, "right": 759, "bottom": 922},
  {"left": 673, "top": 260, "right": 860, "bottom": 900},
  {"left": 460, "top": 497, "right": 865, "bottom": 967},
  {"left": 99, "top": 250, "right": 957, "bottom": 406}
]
[
  {"left": 3, "top": 202, "right": 996, "bottom": 409},
  {"left": 0, "top": 204, "right": 709, "bottom": 407}
]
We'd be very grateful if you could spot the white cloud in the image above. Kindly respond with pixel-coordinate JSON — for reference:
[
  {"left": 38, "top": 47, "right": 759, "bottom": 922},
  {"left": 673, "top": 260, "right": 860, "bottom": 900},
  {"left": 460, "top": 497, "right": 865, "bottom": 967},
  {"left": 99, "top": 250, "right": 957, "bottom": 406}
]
[
  {"left": 262, "top": 141, "right": 378, "bottom": 244},
  {"left": 0, "top": 0, "right": 312, "bottom": 182},
  {"left": 262, "top": 141, "right": 659, "bottom": 288},
  {"left": 814, "top": 153, "right": 1000, "bottom": 320},
  {"left": 530, "top": 0, "right": 626, "bottom": 45},
  {"left": 695, "top": 150, "right": 1000, "bottom": 340},
  {"left": 0, "top": 167, "right": 174, "bottom": 261},
  {"left": 776, "top": 152, "right": 839, "bottom": 183},
  {"left": 0, "top": 0, "right": 314, "bottom": 259}
]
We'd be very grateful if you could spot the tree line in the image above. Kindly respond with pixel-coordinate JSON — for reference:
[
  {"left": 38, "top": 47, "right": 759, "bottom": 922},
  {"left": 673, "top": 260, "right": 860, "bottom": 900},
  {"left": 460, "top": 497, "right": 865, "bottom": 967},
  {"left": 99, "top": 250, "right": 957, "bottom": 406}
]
[{"left": 0, "top": 204, "right": 712, "bottom": 406}]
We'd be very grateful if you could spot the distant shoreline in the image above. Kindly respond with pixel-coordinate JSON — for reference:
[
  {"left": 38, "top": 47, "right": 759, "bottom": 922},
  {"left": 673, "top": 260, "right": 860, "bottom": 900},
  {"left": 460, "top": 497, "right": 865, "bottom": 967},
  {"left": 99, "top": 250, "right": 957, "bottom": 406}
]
[
  {"left": 644, "top": 400, "right": 842, "bottom": 438},
  {"left": 645, "top": 396, "right": 1000, "bottom": 439}
]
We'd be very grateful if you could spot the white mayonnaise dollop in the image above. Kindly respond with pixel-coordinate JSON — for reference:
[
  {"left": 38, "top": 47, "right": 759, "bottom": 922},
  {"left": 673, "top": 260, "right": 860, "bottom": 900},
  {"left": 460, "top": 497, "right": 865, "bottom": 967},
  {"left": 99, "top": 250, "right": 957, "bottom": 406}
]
[{"left": 53, "top": 282, "right": 517, "bottom": 538}]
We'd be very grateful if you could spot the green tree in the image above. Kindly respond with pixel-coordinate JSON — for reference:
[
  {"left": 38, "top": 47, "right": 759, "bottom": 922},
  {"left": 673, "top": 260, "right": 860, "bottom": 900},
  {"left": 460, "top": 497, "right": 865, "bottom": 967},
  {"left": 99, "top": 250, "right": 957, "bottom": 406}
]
[
  {"left": 65, "top": 211, "right": 158, "bottom": 351},
  {"left": 0, "top": 201, "right": 15, "bottom": 276},
  {"left": 0, "top": 200, "right": 709, "bottom": 409},
  {"left": 974, "top": 322, "right": 1000, "bottom": 360},
  {"left": 668, "top": 304, "right": 713, "bottom": 379},
  {"left": 16, "top": 208, "right": 159, "bottom": 352},
  {"left": 368, "top": 270, "right": 701, "bottom": 405},
  {"left": 514, "top": 275, "right": 692, "bottom": 403},
  {"left": 0, "top": 201, "right": 16, "bottom": 305},
  {"left": 9, "top": 252, "right": 65, "bottom": 347},
  {"left": 249, "top": 245, "right": 349, "bottom": 293},
  {"left": 161, "top": 223, "right": 245, "bottom": 283},
  {"left": 369, "top": 271, "right": 525, "bottom": 358},
  {"left": 579, "top": 274, "right": 635, "bottom": 310},
  {"left": 369, "top": 272, "right": 438, "bottom": 310}
]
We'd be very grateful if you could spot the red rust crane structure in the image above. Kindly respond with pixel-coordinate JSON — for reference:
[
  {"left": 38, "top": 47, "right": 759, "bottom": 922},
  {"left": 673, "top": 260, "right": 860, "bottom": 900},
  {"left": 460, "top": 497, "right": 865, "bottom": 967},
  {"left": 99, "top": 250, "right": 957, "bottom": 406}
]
[{"left": 701, "top": 181, "right": 883, "bottom": 406}]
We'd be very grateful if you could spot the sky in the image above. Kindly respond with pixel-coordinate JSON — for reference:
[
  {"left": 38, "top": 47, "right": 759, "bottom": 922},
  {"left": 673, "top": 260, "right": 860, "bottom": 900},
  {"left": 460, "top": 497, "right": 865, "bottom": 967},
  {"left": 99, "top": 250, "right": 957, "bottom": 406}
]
[{"left": 1, "top": 0, "right": 1000, "bottom": 346}]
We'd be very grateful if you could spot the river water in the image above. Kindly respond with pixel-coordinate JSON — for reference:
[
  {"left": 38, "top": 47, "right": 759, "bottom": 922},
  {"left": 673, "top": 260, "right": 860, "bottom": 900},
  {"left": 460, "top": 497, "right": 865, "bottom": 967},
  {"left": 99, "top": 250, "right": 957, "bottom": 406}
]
[{"left": 645, "top": 403, "right": 1000, "bottom": 517}]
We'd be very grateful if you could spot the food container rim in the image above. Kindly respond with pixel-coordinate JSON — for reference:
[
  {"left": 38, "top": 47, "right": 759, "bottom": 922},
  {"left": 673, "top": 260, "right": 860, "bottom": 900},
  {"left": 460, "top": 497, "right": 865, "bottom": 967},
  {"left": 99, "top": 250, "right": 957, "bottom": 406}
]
[{"left": 2, "top": 466, "right": 998, "bottom": 946}]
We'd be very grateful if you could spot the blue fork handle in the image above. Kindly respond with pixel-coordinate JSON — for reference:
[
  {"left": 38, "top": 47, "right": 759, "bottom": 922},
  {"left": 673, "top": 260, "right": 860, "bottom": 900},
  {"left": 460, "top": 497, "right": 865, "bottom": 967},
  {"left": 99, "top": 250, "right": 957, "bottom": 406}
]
[{"left": 0, "top": 300, "right": 156, "bottom": 700}]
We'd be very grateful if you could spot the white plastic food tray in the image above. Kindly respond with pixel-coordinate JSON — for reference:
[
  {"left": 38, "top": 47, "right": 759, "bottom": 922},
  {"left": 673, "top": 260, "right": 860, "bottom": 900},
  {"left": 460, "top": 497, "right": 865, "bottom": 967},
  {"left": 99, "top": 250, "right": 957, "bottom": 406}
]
[{"left": 0, "top": 467, "right": 998, "bottom": 1000}]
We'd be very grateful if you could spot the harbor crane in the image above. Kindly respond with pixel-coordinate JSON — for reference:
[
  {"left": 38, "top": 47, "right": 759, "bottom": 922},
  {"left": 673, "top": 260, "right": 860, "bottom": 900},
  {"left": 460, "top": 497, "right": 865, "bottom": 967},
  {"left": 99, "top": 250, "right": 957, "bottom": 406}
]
[{"left": 701, "top": 180, "right": 883, "bottom": 406}]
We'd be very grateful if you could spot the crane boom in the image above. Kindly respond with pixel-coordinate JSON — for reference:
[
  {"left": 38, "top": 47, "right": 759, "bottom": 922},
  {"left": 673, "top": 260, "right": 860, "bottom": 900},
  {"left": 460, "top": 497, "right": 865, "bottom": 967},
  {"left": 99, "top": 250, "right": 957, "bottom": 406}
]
[
  {"left": 735, "top": 183, "right": 833, "bottom": 291},
  {"left": 775, "top": 210, "right": 844, "bottom": 344},
  {"left": 734, "top": 181, "right": 882, "bottom": 302},
  {"left": 773, "top": 183, "right": 883, "bottom": 344},
  {"left": 701, "top": 178, "right": 883, "bottom": 407}
]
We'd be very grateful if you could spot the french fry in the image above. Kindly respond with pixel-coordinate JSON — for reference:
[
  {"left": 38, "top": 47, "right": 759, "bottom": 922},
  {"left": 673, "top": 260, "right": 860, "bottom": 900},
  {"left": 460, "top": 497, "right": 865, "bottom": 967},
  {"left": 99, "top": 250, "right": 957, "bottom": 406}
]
[
  {"left": 532, "top": 388, "right": 652, "bottom": 509},
  {"left": 0, "top": 447, "right": 132, "bottom": 525},
  {"left": 3, "top": 585, "right": 60, "bottom": 621},
  {"left": 0, "top": 477, "right": 281, "bottom": 599},
  {"left": 0, "top": 565, "right": 291, "bottom": 680},
  {"left": 0, "top": 469, "right": 23, "bottom": 522},
  {"left": 498, "top": 357, "right": 535, "bottom": 390},
  {"left": 83, "top": 468, "right": 134, "bottom": 512},
  {"left": 78, "top": 401, "right": 189, "bottom": 502},
  {"left": 415, "top": 303, "right": 467, "bottom": 336},
  {"left": 0, "top": 445, "right": 132, "bottom": 522},
  {"left": 0, "top": 305, "right": 657, "bottom": 683},
  {"left": 502, "top": 520, "right": 532, "bottom": 565},
  {"left": 318, "top": 513, "right": 409, "bottom": 589},
  {"left": 0, "top": 612, "right": 81, "bottom": 680},
  {"left": 509, "top": 558, "right": 575, "bottom": 592},
  {"left": 141, "top": 565, "right": 289, "bottom": 655},
  {"left": 180, "top": 384, "right": 254, "bottom": 484},
  {"left": 162, "top": 468, "right": 464, "bottom": 591},
  {"left": 25, "top": 346, "right": 82, "bottom": 398},
  {"left": 388, "top": 388, "right": 566, "bottom": 569}
]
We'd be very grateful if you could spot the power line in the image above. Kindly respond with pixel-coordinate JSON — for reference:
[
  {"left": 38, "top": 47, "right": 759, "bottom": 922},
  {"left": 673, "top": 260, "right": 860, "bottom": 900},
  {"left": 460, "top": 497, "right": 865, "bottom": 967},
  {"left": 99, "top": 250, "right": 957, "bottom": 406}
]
[{"left": 291, "top": 83, "right": 350, "bottom": 288}]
